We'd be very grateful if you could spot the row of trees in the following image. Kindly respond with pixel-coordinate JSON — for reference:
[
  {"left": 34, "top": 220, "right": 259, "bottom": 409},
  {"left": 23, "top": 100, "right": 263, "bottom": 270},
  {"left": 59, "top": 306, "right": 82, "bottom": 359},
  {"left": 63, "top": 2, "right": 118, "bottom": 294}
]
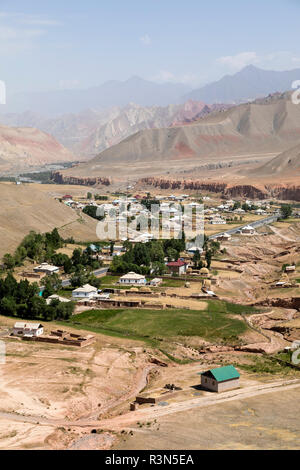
[
  {"left": 0, "top": 273, "right": 75, "bottom": 322},
  {"left": 2, "top": 229, "right": 103, "bottom": 280},
  {"left": 3, "top": 228, "right": 63, "bottom": 270}
]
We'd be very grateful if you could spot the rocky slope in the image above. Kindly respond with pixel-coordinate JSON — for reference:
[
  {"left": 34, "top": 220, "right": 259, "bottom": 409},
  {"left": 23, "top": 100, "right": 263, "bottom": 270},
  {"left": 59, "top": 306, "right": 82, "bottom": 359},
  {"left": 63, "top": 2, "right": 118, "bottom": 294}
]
[{"left": 0, "top": 125, "right": 75, "bottom": 173}]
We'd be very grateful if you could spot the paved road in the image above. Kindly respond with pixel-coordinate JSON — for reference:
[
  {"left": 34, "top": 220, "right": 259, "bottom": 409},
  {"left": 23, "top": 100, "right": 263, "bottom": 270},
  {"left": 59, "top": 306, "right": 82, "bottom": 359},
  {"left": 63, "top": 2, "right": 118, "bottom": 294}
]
[
  {"left": 61, "top": 267, "right": 109, "bottom": 287},
  {"left": 209, "top": 214, "right": 279, "bottom": 240}
]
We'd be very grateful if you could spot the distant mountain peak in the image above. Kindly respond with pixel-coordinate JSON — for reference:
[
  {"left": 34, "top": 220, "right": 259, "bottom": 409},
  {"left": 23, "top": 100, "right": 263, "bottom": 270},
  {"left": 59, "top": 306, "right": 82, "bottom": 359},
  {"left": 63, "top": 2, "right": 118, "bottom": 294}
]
[{"left": 184, "top": 65, "right": 300, "bottom": 104}]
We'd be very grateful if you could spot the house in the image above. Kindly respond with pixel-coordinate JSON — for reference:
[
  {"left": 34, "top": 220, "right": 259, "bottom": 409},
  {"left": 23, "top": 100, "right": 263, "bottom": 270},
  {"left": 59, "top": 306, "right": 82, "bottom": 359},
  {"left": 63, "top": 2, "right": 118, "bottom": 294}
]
[
  {"left": 255, "top": 208, "right": 266, "bottom": 216},
  {"left": 72, "top": 284, "right": 98, "bottom": 299},
  {"left": 186, "top": 246, "right": 204, "bottom": 255},
  {"left": 119, "top": 272, "right": 147, "bottom": 285},
  {"left": 234, "top": 208, "right": 245, "bottom": 214},
  {"left": 216, "top": 233, "right": 231, "bottom": 242},
  {"left": 210, "top": 217, "right": 226, "bottom": 225},
  {"left": 166, "top": 260, "right": 188, "bottom": 276},
  {"left": 201, "top": 365, "right": 240, "bottom": 392},
  {"left": 241, "top": 225, "right": 255, "bottom": 235},
  {"left": 285, "top": 265, "right": 296, "bottom": 273},
  {"left": 13, "top": 322, "right": 44, "bottom": 338},
  {"left": 33, "top": 263, "right": 60, "bottom": 275}
]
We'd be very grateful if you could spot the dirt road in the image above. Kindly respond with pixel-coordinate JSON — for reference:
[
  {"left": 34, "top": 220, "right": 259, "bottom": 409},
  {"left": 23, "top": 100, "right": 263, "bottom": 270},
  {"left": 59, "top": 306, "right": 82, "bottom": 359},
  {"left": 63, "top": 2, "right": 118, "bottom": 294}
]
[{"left": 0, "top": 378, "right": 299, "bottom": 431}]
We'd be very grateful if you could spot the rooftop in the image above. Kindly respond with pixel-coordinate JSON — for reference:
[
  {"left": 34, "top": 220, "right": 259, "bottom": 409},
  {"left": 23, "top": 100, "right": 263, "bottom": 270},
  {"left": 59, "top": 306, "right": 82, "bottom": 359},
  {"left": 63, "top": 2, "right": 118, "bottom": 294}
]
[
  {"left": 120, "top": 272, "right": 146, "bottom": 280},
  {"left": 167, "top": 260, "right": 186, "bottom": 267},
  {"left": 72, "top": 284, "right": 98, "bottom": 293},
  {"left": 202, "top": 365, "right": 240, "bottom": 382}
]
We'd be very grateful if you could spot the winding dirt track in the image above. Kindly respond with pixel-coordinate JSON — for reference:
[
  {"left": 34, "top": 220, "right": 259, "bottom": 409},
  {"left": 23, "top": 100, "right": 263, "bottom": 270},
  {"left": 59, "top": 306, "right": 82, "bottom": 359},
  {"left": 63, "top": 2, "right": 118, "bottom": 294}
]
[{"left": 0, "top": 379, "right": 299, "bottom": 431}]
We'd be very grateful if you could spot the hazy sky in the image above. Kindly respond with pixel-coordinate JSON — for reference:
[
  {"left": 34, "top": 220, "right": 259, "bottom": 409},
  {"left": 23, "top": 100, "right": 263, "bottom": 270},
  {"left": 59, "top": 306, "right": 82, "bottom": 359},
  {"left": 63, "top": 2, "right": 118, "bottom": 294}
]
[{"left": 1, "top": 0, "right": 300, "bottom": 94}]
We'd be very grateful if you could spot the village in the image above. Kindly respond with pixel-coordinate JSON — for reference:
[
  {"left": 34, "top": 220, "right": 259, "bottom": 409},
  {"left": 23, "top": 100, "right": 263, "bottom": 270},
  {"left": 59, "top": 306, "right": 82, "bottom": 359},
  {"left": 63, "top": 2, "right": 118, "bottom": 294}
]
[{"left": 0, "top": 185, "right": 299, "bottom": 450}]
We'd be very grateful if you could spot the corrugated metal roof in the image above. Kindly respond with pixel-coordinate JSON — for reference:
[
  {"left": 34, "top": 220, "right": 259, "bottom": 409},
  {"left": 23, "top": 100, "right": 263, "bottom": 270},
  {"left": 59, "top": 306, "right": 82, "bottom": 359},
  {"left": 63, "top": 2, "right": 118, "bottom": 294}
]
[{"left": 207, "top": 365, "right": 240, "bottom": 382}]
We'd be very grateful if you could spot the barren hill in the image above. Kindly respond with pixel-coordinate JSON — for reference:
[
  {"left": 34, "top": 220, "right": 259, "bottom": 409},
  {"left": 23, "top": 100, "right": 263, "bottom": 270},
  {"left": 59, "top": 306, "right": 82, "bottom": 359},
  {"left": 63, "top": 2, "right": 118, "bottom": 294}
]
[
  {"left": 0, "top": 125, "right": 75, "bottom": 173},
  {"left": 57, "top": 93, "right": 300, "bottom": 182},
  {"left": 0, "top": 183, "right": 97, "bottom": 258},
  {"left": 76, "top": 101, "right": 219, "bottom": 158},
  {"left": 0, "top": 101, "right": 226, "bottom": 159},
  {"left": 252, "top": 143, "right": 300, "bottom": 177}
]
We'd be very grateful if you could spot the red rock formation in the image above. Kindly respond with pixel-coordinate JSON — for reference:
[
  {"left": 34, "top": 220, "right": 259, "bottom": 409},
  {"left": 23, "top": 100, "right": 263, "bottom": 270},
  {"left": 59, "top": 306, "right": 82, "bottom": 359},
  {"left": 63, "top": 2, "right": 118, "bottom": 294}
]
[{"left": 139, "top": 177, "right": 300, "bottom": 201}]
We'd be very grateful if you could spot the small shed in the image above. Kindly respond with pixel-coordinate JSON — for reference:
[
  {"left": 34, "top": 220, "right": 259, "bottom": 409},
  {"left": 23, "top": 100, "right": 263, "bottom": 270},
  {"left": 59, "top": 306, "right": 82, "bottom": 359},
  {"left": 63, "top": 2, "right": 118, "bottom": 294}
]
[{"left": 201, "top": 365, "right": 240, "bottom": 392}]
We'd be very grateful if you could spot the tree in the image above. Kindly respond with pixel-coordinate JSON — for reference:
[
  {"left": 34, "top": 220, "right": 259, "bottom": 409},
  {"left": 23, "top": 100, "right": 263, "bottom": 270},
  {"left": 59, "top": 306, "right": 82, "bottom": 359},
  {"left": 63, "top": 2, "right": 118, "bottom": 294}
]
[
  {"left": 205, "top": 250, "right": 212, "bottom": 269},
  {"left": 0, "top": 297, "right": 17, "bottom": 316},
  {"left": 83, "top": 205, "right": 104, "bottom": 221},
  {"left": 63, "top": 257, "right": 73, "bottom": 274},
  {"left": 148, "top": 241, "right": 165, "bottom": 263},
  {"left": 242, "top": 203, "right": 250, "bottom": 212},
  {"left": 88, "top": 274, "right": 101, "bottom": 289},
  {"left": 281, "top": 204, "right": 293, "bottom": 220},
  {"left": 3, "top": 253, "right": 15, "bottom": 270},
  {"left": 166, "top": 248, "right": 178, "bottom": 262},
  {"left": 151, "top": 261, "right": 167, "bottom": 276},
  {"left": 42, "top": 274, "right": 62, "bottom": 299},
  {"left": 70, "top": 269, "right": 88, "bottom": 288},
  {"left": 27, "top": 296, "right": 47, "bottom": 319},
  {"left": 87, "top": 192, "right": 92, "bottom": 200},
  {"left": 210, "top": 240, "right": 220, "bottom": 256},
  {"left": 132, "top": 243, "right": 150, "bottom": 266}
]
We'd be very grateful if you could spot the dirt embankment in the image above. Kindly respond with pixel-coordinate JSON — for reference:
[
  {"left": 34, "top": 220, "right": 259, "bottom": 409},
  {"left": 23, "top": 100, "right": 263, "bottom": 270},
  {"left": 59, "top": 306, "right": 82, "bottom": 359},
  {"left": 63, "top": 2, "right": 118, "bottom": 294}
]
[
  {"left": 253, "top": 297, "right": 300, "bottom": 310},
  {"left": 139, "top": 177, "right": 300, "bottom": 201}
]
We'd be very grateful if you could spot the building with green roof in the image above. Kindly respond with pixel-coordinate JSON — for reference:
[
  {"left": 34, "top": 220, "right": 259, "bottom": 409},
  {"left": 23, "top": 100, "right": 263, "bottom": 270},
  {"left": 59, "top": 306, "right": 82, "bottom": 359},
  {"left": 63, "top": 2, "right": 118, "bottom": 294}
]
[{"left": 201, "top": 365, "right": 240, "bottom": 392}]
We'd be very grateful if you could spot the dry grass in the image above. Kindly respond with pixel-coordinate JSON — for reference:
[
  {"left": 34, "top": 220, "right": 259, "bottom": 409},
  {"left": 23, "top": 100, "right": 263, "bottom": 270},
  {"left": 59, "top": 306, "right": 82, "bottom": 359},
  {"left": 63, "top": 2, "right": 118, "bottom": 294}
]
[{"left": 0, "top": 183, "right": 98, "bottom": 258}]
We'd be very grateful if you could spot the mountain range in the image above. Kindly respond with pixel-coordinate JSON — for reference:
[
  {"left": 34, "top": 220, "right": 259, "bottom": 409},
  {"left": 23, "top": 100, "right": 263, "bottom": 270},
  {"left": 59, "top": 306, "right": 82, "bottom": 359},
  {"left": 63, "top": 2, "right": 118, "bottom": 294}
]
[
  {"left": 0, "top": 101, "right": 230, "bottom": 158},
  {"left": 3, "top": 66, "right": 300, "bottom": 118},
  {"left": 4, "top": 77, "right": 190, "bottom": 115},
  {"left": 56, "top": 92, "right": 300, "bottom": 182},
  {"left": 184, "top": 65, "right": 300, "bottom": 103},
  {"left": 1, "top": 65, "right": 300, "bottom": 175}
]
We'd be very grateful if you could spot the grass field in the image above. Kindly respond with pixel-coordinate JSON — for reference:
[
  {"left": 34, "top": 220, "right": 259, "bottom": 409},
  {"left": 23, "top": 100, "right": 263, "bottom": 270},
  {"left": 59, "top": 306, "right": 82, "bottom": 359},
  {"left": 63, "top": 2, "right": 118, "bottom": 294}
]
[
  {"left": 67, "top": 301, "right": 257, "bottom": 344},
  {"left": 161, "top": 278, "right": 186, "bottom": 288}
]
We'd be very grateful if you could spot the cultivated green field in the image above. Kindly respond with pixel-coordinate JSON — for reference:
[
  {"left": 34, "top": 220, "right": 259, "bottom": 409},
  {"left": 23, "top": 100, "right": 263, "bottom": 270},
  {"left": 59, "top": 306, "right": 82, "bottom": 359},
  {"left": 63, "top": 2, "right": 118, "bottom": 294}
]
[{"left": 68, "top": 301, "right": 257, "bottom": 344}]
